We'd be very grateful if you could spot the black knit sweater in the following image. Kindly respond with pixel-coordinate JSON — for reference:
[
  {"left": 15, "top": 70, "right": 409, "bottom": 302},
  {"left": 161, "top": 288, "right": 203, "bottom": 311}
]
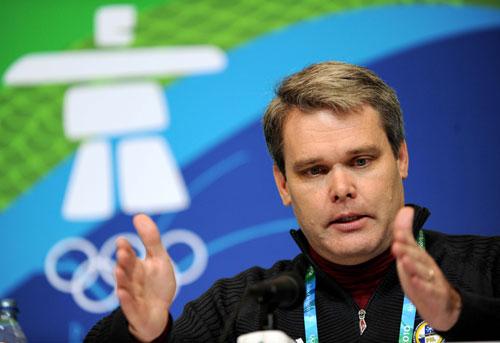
[{"left": 85, "top": 206, "right": 500, "bottom": 342}]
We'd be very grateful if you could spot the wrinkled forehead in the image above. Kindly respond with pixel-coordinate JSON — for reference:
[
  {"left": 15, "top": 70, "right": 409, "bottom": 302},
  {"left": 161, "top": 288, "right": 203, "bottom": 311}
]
[
  {"left": 282, "top": 105, "right": 388, "bottom": 158},
  {"left": 282, "top": 104, "right": 385, "bottom": 136}
]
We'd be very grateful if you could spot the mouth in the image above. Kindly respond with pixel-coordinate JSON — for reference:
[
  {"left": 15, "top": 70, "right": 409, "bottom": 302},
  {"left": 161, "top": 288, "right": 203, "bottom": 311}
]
[{"left": 328, "top": 213, "right": 370, "bottom": 232}]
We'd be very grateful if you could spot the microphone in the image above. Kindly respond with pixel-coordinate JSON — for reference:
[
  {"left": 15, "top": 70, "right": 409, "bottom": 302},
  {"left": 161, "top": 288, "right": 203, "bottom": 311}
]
[{"left": 247, "top": 271, "right": 305, "bottom": 310}]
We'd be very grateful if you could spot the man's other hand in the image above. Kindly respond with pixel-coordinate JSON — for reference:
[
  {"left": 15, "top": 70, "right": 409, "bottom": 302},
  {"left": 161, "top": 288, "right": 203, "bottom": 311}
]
[
  {"left": 391, "top": 207, "right": 462, "bottom": 331},
  {"left": 115, "top": 214, "right": 176, "bottom": 342}
]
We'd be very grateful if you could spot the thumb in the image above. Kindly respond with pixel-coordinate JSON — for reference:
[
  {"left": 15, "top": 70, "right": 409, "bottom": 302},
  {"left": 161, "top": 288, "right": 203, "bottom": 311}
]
[
  {"left": 133, "top": 214, "right": 165, "bottom": 258},
  {"left": 392, "top": 206, "right": 415, "bottom": 245}
]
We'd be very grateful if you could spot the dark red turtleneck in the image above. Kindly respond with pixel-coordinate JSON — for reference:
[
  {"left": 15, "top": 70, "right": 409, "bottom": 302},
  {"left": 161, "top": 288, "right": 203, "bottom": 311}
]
[{"left": 309, "top": 246, "right": 395, "bottom": 310}]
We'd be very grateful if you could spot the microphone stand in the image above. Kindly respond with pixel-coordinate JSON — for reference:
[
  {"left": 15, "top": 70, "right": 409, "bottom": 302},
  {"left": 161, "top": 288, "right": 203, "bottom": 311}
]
[
  {"left": 236, "top": 272, "right": 305, "bottom": 343},
  {"left": 237, "top": 294, "right": 296, "bottom": 343},
  {"left": 256, "top": 295, "right": 276, "bottom": 330}
]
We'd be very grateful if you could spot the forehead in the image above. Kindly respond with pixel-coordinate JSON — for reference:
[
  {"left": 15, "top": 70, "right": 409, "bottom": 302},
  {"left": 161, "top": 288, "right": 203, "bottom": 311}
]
[{"left": 281, "top": 105, "right": 388, "bottom": 162}]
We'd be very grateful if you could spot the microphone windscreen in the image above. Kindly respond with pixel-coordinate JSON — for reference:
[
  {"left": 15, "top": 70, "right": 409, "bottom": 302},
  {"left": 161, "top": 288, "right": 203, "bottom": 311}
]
[{"left": 247, "top": 271, "right": 305, "bottom": 309}]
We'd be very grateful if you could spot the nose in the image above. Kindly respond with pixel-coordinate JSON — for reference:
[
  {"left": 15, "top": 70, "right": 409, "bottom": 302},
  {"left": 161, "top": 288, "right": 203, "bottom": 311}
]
[{"left": 328, "top": 166, "right": 356, "bottom": 202}]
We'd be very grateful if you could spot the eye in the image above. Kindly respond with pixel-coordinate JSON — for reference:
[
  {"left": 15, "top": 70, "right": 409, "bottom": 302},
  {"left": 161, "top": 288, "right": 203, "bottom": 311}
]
[
  {"left": 306, "top": 165, "right": 326, "bottom": 176},
  {"left": 353, "top": 157, "right": 370, "bottom": 167}
]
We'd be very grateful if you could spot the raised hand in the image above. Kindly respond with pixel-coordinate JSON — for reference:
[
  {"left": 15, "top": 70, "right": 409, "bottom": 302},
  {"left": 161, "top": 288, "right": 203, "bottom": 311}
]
[
  {"left": 391, "top": 207, "right": 462, "bottom": 331},
  {"left": 115, "top": 214, "right": 176, "bottom": 342}
]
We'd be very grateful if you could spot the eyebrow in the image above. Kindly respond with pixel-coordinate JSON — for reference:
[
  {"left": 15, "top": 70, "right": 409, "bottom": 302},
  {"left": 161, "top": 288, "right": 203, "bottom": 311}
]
[
  {"left": 345, "top": 144, "right": 381, "bottom": 156},
  {"left": 292, "top": 158, "right": 323, "bottom": 172},
  {"left": 291, "top": 144, "right": 381, "bottom": 172}
]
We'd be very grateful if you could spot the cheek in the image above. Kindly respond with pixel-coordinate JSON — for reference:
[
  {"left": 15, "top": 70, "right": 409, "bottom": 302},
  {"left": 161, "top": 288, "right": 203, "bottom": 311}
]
[
  {"left": 375, "top": 160, "right": 402, "bottom": 184},
  {"left": 289, "top": 189, "right": 323, "bottom": 227},
  {"left": 377, "top": 170, "right": 405, "bottom": 212},
  {"left": 361, "top": 166, "right": 403, "bottom": 205}
]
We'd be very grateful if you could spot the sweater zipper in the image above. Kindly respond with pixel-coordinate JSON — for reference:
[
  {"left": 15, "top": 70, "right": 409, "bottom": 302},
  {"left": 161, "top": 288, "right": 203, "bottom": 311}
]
[
  {"left": 355, "top": 278, "right": 382, "bottom": 337},
  {"left": 358, "top": 309, "right": 367, "bottom": 335},
  {"left": 354, "top": 270, "right": 386, "bottom": 337}
]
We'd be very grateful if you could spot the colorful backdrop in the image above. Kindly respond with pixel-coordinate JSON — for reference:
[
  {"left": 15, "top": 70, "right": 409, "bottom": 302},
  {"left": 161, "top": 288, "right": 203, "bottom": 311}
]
[{"left": 1, "top": 0, "right": 500, "bottom": 341}]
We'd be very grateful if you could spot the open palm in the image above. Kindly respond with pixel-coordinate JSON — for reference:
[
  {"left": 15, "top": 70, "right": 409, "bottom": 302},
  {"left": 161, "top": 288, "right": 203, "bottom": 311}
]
[{"left": 115, "top": 214, "right": 176, "bottom": 342}]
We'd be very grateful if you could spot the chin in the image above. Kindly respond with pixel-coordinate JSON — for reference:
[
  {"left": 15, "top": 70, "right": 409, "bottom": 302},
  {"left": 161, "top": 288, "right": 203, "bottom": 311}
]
[{"left": 323, "top": 239, "right": 384, "bottom": 264}]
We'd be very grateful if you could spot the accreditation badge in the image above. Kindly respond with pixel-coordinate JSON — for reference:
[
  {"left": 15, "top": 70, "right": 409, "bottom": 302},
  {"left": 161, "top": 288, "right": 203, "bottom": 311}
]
[{"left": 413, "top": 321, "right": 445, "bottom": 343}]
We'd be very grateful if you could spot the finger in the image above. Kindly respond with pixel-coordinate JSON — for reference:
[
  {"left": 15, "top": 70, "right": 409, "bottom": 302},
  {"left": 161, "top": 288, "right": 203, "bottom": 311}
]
[
  {"left": 116, "top": 236, "right": 135, "bottom": 254},
  {"left": 115, "top": 264, "right": 133, "bottom": 290},
  {"left": 399, "top": 253, "right": 434, "bottom": 281},
  {"left": 396, "top": 259, "right": 433, "bottom": 302},
  {"left": 116, "top": 247, "right": 138, "bottom": 280},
  {"left": 133, "top": 214, "right": 165, "bottom": 258},
  {"left": 393, "top": 207, "right": 414, "bottom": 241},
  {"left": 407, "top": 273, "right": 436, "bottom": 299},
  {"left": 116, "top": 287, "right": 141, "bottom": 326},
  {"left": 115, "top": 257, "right": 145, "bottom": 296},
  {"left": 393, "top": 236, "right": 437, "bottom": 280},
  {"left": 392, "top": 206, "right": 415, "bottom": 245},
  {"left": 396, "top": 237, "right": 435, "bottom": 265},
  {"left": 116, "top": 237, "right": 136, "bottom": 259},
  {"left": 116, "top": 287, "right": 134, "bottom": 308},
  {"left": 392, "top": 236, "right": 427, "bottom": 260},
  {"left": 116, "top": 238, "right": 137, "bottom": 270}
]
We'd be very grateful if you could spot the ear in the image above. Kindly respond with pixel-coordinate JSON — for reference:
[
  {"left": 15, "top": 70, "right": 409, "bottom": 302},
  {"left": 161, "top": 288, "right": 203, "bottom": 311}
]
[
  {"left": 397, "top": 141, "right": 409, "bottom": 179},
  {"left": 273, "top": 165, "right": 292, "bottom": 206}
]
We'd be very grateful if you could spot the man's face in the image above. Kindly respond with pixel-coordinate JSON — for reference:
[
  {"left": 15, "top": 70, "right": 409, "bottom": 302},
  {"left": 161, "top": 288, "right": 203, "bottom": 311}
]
[{"left": 273, "top": 105, "right": 408, "bottom": 265}]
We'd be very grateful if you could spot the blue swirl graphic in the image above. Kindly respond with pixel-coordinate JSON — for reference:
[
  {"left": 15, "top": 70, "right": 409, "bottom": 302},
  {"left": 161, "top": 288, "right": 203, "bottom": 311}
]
[{"left": 1, "top": 4, "right": 500, "bottom": 297}]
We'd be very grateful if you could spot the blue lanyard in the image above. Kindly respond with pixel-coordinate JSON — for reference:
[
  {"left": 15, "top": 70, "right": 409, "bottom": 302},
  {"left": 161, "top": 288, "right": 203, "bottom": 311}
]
[
  {"left": 303, "top": 230, "right": 425, "bottom": 342},
  {"left": 304, "top": 266, "right": 319, "bottom": 343}
]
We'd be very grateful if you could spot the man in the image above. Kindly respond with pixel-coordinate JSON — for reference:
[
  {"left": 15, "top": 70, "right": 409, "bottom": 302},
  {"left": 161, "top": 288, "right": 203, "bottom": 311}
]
[{"left": 86, "top": 62, "right": 500, "bottom": 342}]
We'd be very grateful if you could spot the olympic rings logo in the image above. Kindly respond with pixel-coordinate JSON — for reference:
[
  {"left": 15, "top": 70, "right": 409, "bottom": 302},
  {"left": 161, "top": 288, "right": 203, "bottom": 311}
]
[{"left": 44, "top": 229, "right": 208, "bottom": 313}]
